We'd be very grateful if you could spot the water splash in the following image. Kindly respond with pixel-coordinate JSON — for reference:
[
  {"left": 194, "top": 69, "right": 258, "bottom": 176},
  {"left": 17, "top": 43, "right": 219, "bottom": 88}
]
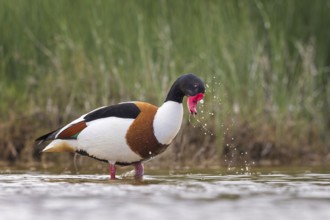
[
  {"left": 187, "top": 80, "right": 219, "bottom": 136},
  {"left": 188, "top": 109, "right": 214, "bottom": 136},
  {"left": 189, "top": 74, "right": 255, "bottom": 174},
  {"left": 224, "top": 134, "right": 253, "bottom": 175}
]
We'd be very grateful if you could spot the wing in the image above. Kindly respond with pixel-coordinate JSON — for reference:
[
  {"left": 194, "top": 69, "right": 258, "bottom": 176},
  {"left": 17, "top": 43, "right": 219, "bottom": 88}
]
[
  {"left": 35, "top": 120, "right": 87, "bottom": 144},
  {"left": 35, "top": 102, "right": 141, "bottom": 144},
  {"left": 56, "top": 120, "right": 87, "bottom": 139}
]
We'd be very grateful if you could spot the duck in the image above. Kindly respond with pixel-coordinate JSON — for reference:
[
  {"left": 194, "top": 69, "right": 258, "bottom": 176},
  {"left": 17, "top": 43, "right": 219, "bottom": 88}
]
[{"left": 36, "top": 73, "right": 205, "bottom": 179}]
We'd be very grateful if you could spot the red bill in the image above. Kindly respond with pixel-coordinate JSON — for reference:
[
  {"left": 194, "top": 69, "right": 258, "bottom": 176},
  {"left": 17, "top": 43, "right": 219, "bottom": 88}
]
[{"left": 187, "top": 93, "right": 204, "bottom": 115}]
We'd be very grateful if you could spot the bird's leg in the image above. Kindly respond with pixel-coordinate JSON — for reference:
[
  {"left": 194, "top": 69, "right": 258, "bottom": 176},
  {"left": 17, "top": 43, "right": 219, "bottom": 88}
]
[
  {"left": 109, "top": 162, "right": 116, "bottom": 180},
  {"left": 134, "top": 162, "right": 144, "bottom": 180}
]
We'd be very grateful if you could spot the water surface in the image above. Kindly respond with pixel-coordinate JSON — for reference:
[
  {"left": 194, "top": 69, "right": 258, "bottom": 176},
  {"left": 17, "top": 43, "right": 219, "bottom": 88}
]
[{"left": 1, "top": 171, "right": 329, "bottom": 220}]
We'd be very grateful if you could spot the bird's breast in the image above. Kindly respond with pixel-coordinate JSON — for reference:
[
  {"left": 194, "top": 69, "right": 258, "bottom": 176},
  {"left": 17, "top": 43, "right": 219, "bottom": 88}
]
[{"left": 153, "top": 101, "right": 184, "bottom": 145}]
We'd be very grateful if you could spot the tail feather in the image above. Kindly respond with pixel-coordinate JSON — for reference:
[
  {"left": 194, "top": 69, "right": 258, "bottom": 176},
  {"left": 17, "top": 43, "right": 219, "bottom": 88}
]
[{"left": 42, "top": 140, "right": 77, "bottom": 153}]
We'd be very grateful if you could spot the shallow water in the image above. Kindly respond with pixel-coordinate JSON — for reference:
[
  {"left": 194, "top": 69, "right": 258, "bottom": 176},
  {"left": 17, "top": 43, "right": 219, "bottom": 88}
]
[{"left": 1, "top": 171, "right": 330, "bottom": 220}]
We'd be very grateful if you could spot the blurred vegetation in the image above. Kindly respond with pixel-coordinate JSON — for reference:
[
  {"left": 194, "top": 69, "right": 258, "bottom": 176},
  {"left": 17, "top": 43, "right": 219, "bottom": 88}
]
[{"left": 0, "top": 0, "right": 329, "bottom": 169}]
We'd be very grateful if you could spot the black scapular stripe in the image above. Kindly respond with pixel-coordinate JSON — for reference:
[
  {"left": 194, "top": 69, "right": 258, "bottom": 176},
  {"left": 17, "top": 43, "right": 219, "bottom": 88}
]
[{"left": 83, "top": 103, "right": 141, "bottom": 122}]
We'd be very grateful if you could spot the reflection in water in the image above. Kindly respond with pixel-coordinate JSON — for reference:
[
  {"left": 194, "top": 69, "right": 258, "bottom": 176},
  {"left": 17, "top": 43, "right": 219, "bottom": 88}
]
[{"left": 0, "top": 172, "right": 330, "bottom": 220}]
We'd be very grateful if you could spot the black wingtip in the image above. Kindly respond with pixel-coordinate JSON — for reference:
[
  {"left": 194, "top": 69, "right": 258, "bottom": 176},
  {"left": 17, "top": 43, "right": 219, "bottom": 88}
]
[{"left": 35, "top": 127, "right": 62, "bottom": 145}]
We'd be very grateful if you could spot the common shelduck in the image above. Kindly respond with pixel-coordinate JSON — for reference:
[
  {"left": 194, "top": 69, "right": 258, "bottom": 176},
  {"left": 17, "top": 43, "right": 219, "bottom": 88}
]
[{"left": 36, "top": 73, "right": 205, "bottom": 179}]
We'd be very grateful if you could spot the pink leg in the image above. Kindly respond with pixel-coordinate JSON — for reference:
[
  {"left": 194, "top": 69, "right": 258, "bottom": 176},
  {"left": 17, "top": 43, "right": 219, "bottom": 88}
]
[
  {"left": 134, "top": 162, "right": 144, "bottom": 179},
  {"left": 109, "top": 163, "right": 116, "bottom": 180}
]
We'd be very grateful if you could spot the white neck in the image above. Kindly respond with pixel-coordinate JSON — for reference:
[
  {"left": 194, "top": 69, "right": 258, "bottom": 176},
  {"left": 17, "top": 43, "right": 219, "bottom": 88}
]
[{"left": 153, "top": 101, "right": 184, "bottom": 145}]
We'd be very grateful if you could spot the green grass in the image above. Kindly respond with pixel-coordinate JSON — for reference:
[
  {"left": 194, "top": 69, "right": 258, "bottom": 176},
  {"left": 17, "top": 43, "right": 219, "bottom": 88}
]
[{"left": 0, "top": 0, "right": 329, "bottom": 166}]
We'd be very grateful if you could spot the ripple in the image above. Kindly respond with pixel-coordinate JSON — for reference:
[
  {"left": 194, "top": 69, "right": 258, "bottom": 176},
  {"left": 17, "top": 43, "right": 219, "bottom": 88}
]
[{"left": 0, "top": 173, "right": 330, "bottom": 220}]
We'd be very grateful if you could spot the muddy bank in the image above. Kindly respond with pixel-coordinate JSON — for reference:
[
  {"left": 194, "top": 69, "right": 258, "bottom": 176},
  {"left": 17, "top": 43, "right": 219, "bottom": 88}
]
[{"left": 0, "top": 112, "right": 329, "bottom": 169}]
